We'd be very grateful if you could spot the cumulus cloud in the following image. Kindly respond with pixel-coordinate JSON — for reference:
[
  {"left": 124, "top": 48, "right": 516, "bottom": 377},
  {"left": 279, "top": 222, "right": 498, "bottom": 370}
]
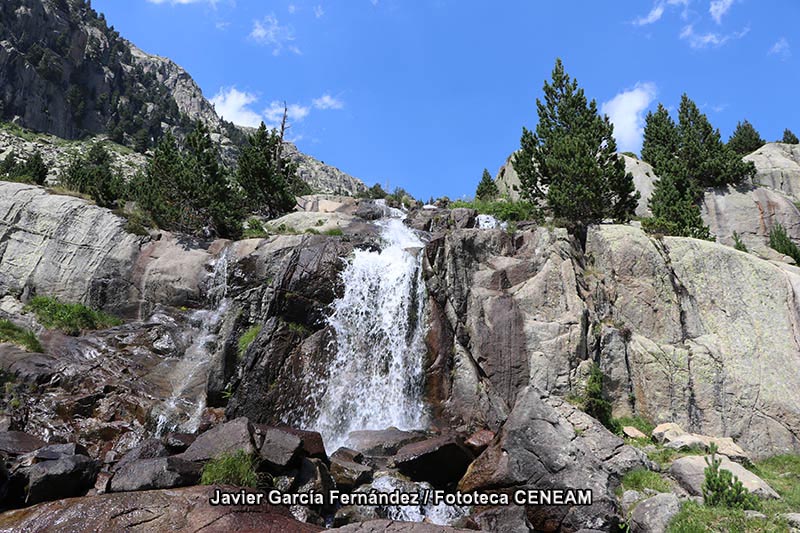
[
  {"left": 312, "top": 94, "right": 344, "bottom": 110},
  {"left": 250, "top": 15, "right": 301, "bottom": 55},
  {"left": 263, "top": 101, "right": 310, "bottom": 128},
  {"left": 210, "top": 87, "right": 264, "bottom": 128},
  {"left": 709, "top": 0, "right": 734, "bottom": 24},
  {"left": 769, "top": 37, "right": 791, "bottom": 60},
  {"left": 601, "top": 82, "right": 658, "bottom": 153},
  {"left": 679, "top": 24, "right": 748, "bottom": 48}
]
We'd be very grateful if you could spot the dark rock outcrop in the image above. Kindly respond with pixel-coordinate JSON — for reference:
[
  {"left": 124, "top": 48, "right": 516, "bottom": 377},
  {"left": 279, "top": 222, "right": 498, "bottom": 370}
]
[{"left": 108, "top": 456, "right": 201, "bottom": 493}]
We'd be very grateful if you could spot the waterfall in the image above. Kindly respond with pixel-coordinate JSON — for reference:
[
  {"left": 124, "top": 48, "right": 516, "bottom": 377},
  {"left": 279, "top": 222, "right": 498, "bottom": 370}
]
[
  {"left": 311, "top": 216, "right": 429, "bottom": 451},
  {"left": 152, "top": 247, "right": 231, "bottom": 436}
]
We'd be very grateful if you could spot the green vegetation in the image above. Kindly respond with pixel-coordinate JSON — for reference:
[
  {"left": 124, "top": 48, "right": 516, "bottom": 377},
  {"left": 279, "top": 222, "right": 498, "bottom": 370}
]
[
  {"left": 768, "top": 224, "right": 800, "bottom": 264},
  {"left": 238, "top": 325, "right": 262, "bottom": 358},
  {"left": 475, "top": 168, "right": 499, "bottom": 201},
  {"left": 783, "top": 129, "right": 799, "bottom": 145},
  {"left": 514, "top": 58, "right": 639, "bottom": 232},
  {"left": 25, "top": 296, "right": 121, "bottom": 336},
  {"left": 0, "top": 149, "right": 48, "bottom": 185},
  {"left": 357, "top": 183, "right": 389, "bottom": 200},
  {"left": 582, "top": 363, "right": 619, "bottom": 433},
  {"left": 615, "top": 415, "right": 655, "bottom": 437},
  {"left": 450, "top": 198, "right": 538, "bottom": 222},
  {"left": 702, "top": 444, "right": 760, "bottom": 510},
  {"left": 750, "top": 454, "right": 800, "bottom": 517},
  {"left": 236, "top": 117, "right": 309, "bottom": 219},
  {"left": 323, "top": 228, "right": 344, "bottom": 236},
  {"left": 619, "top": 468, "right": 671, "bottom": 495},
  {"left": 242, "top": 218, "right": 269, "bottom": 239},
  {"left": 668, "top": 501, "right": 788, "bottom": 533},
  {"left": 61, "top": 143, "right": 124, "bottom": 208},
  {"left": 200, "top": 450, "right": 260, "bottom": 488},
  {"left": 641, "top": 96, "right": 756, "bottom": 239},
  {"left": 133, "top": 123, "right": 244, "bottom": 239},
  {"left": 733, "top": 232, "right": 748, "bottom": 252},
  {"left": 0, "top": 320, "right": 43, "bottom": 352},
  {"left": 727, "top": 119, "right": 765, "bottom": 155}
]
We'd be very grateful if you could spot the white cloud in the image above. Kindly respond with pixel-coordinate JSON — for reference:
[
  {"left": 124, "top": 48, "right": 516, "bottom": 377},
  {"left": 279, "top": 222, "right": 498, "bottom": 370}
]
[
  {"left": 601, "top": 82, "right": 658, "bottom": 153},
  {"left": 263, "top": 101, "right": 310, "bottom": 128},
  {"left": 769, "top": 37, "right": 791, "bottom": 60},
  {"left": 314, "top": 4, "right": 324, "bottom": 18},
  {"left": 288, "top": 3, "right": 296, "bottom": 14},
  {"left": 250, "top": 15, "right": 301, "bottom": 55},
  {"left": 210, "top": 87, "right": 264, "bottom": 128},
  {"left": 215, "top": 21, "right": 230, "bottom": 30},
  {"left": 709, "top": 0, "right": 734, "bottom": 24},
  {"left": 312, "top": 94, "right": 344, "bottom": 110},
  {"left": 679, "top": 23, "right": 748, "bottom": 48},
  {"left": 634, "top": 4, "right": 665, "bottom": 26}
]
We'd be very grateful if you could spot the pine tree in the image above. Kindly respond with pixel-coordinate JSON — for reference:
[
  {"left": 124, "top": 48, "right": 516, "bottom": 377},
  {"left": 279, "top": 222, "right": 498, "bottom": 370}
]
[
  {"left": 783, "top": 129, "right": 800, "bottom": 145},
  {"left": 514, "top": 59, "right": 639, "bottom": 229},
  {"left": 62, "top": 143, "right": 123, "bottom": 208},
  {"left": 475, "top": 168, "right": 499, "bottom": 201},
  {"left": 727, "top": 119, "right": 765, "bottom": 155},
  {"left": 24, "top": 151, "right": 48, "bottom": 185},
  {"left": 236, "top": 113, "right": 306, "bottom": 219},
  {"left": 642, "top": 165, "right": 711, "bottom": 240},
  {"left": 134, "top": 123, "right": 244, "bottom": 238},
  {"left": 677, "top": 95, "right": 754, "bottom": 189},
  {"left": 641, "top": 104, "right": 680, "bottom": 170}
]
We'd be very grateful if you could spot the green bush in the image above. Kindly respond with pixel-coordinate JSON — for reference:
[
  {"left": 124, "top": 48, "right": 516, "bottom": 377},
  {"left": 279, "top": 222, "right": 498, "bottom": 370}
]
[
  {"left": 200, "top": 450, "right": 259, "bottom": 488},
  {"left": 583, "top": 363, "right": 620, "bottom": 433},
  {"left": 25, "top": 296, "right": 122, "bottom": 336},
  {"left": 0, "top": 320, "right": 43, "bottom": 352},
  {"left": 238, "top": 325, "right": 262, "bottom": 358},
  {"left": 732, "top": 232, "right": 748, "bottom": 252},
  {"left": 768, "top": 224, "right": 800, "bottom": 264},
  {"left": 702, "top": 443, "right": 760, "bottom": 510},
  {"left": 619, "top": 468, "right": 671, "bottom": 494}
]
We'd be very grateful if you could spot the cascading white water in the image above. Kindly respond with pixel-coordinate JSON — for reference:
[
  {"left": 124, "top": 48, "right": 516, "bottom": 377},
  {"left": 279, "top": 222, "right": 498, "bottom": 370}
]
[
  {"left": 153, "top": 248, "right": 231, "bottom": 436},
  {"left": 311, "top": 215, "right": 429, "bottom": 451}
]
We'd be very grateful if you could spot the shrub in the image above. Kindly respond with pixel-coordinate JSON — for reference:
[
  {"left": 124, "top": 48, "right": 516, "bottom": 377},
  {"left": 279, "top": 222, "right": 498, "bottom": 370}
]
[
  {"left": 583, "top": 363, "right": 620, "bottom": 433},
  {"left": 0, "top": 320, "right": 43, "bottom": 352},
  {"left": 323, "top": 228, "right": 344, "bottom": 236},
  {"left": 732, "top": 232, "right": 748, "bottom": 252},
  {"left": 243, "top": 218, "right": 268, "bottom": 239},
  {"left": 25, "top": 296, "right": 122, "bottom": 336},
  {"left": 450, "top": 199, "right": 538, "bottom": 222},
  {"left": 238, "top": 325, "right": 262, "bottom": 358},
  {"left": 702, "top": 443, "right": 760, "bottom": 510},
  {"left": 769, "top": 224, "right": 800, "bottom": 264},
  {"left": 200, "top": 450, "right": 259, "bottom": 488}
]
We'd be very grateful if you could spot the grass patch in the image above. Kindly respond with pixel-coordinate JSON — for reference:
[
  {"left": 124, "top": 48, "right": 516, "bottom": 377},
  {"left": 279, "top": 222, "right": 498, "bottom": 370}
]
[
  {"left": 667, "top": 501, "right": 788, "bottom": 533},
  {"left": 450, "top": 199, "right": 539, "bottom": 222},
  {"left": 323, "top": 228, "right": 344, "bottom": 236},
  {"left": 287, "top": 322, "right": 311, "bottom": 336},
  {"left": 243, "top": 218, "right": 268, "bottom": 239},
  {"left": 618, "top": 468, "right": 671, "bottom": 495},
  {"left": 25, "top": 296, "right": 122, "bottom": 336},
  {"left": 237, "top": 325, "right": 262, "bottom": 359},
  {"left": 615, "top": 416, "right": 655, "bottom": 437},
  {"left": 0, "top": 320, "right": 42, "bottom": 352},
  {"left": 750, "top": 455, "right": 800, "bottom": 514},
  {"left": 645, "top": 445, "right": 705, "bottom": 469},
  {"left": 200, "top": 450, "right": 259, "bottom": 488},
  {"left": 46, "top": 186, "right": 94, "bottom": 202}
]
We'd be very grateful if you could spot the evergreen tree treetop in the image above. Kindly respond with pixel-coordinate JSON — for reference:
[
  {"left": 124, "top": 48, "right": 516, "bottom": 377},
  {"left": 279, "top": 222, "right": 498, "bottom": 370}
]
[
  {"left": 475, "top": 168, "right": 499, "bottom": 201},
  {"left": 783, "top": 129, "right": 799, "bottom": 145},
  {"left": 727, "top": 119, "right": 765, "bottom": 155}
]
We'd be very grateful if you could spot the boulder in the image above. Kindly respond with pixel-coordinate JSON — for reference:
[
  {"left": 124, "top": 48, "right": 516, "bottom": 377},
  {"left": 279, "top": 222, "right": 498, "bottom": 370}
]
[
  {"left": 296, "top": 195, "right": 358, "bottom": 215},
  {"left": 0, "top": 431, "right": 46, "bottom": 456},
  {"left": 180, "top": 417, "right": 256, "bottom": 462},
  {"left": 745, "top": 142, "right": 800, "bottom": 200},
  {"left": 623, "top": 427, "right": 648, "bottom": 440},
  {"left": 669, "top": 455, "right": 779, "bottom": 499},
  {"left": 254, "top": 426, "right": 302, "bottom": 471},
  {"left": 331, "top": 447, "right": 364, "bottom": 464},
  {"left": 458, "top": 387, "right": 649, "bottom": 532},
  {"left": 392, "top": 435, "right": 473, "bottom": 487},
  {"left": 25, "top": 454, "right": 99, "bottom": 505},
  {"left": 463, "top": 429, "right": 494, "bottom": 454},
  {"left": 330, "top": 456, "right": 373, "bottom": 490},
  {"left": 278, "top": 427, "right": 328, "bottom": 461},
  {"left": 783, "top": 513, "right": 800, "bottom": 528},
  {"left": 266, "top": 211, "right": 357, "bottom": 235},
  {"left": 112, "top": 438, "right": 169, "bottom": 472},
  {"left": 0, "top": 485, "right": 322, "bottom": 533},
  {"left": 629, "top": 493, "right": 680, "bottom": 533},
  {"left": 108, "top": 456, "right": 201, "bottom": 492},
  {"left": 347, "top": 428, "right": 427, "bottom": 457},
  {"left": 163, "top": 432, "right": 195, "bottom": 453}
]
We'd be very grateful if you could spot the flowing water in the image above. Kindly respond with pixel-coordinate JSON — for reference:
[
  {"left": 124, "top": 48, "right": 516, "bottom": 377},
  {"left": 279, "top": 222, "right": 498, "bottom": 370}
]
[
  {"left": 152, "top": 248, "right": 231, "bottom": 436},
  {"left": 310, "top": 215, "right": 429, "bottom": 451}
]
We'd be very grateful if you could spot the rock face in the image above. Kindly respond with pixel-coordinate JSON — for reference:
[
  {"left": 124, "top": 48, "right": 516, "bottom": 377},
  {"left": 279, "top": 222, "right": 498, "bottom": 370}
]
[
  {"left": 587, "top": 225, "right": 800, "bottom": 457},
  {"left": 284, "top": 143, "right": 367, "bottom": 196},
  {"left": 621, "top": 154, "right": 657, "bottom": 218},
  {"left": 494, "top": 152, "right": 522, "bottom": 200},
  {"left": 700, "top": 184, "right": 800, "bottom": 257},
  {"left": 745, "top": 143, "right": 800, "bottom": 200},
  {"left": 0, "top": 485, "right": 322, "bottom": 533}
]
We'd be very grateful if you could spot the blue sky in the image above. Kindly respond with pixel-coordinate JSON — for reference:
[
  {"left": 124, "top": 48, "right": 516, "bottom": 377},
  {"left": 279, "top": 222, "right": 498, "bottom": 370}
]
[{"left": 93, "top": 0, "right": 798, "bottom": 199}]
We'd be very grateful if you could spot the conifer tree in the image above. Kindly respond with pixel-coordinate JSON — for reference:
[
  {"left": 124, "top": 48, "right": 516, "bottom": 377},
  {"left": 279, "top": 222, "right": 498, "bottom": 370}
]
[
  {"left": 641, "top": 104, "right": 680, "bottom": 171},
  {"left": 236, "top": 111, "right": 307, "bottom": 219},
  {"left": 514, "top": 59, "right": 639, "bottom": 229},
  {"left": 727, "top": 119, "right": 765, "bottom": 155},
  {"left": 475, "top": 168, "right": 499, "bottom": 201},
  {"left": 25, "top": 151, "right": 48, "bottom": 185},
  {"left": 62, "top": 143, "right": 122, "bottom": 208},
  {"left": 783, "top": 129, "right": 799, "bottom": 145}
]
